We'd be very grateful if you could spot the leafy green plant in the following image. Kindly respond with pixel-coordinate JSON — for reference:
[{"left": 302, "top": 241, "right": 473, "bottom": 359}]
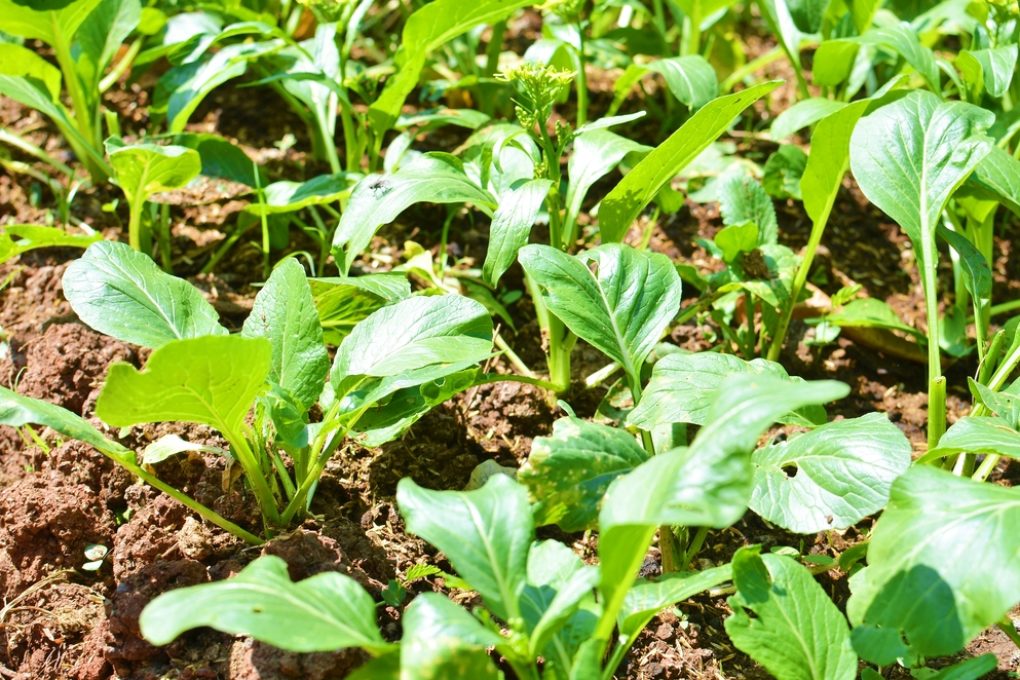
[
  {"left": 138, "top": 373, "right": 846, "bottom": 678},
  {"left": 0, "top": 0, "right": 142, "bottom": 182},
  {"left": 0, "top": 241, "right": 495, "bottom": 541}
]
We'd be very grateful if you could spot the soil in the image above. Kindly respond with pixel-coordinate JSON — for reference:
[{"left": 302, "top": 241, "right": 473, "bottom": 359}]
[{"left": 2, "top": 17, "right": 1019, "bottom": 680}]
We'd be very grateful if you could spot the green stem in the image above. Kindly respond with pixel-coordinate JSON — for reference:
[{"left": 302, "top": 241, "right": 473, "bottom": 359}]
[
  {"left": 547, "top": 317, "right": 576, "bottom": 393},
  {"left": 720, "top": 46, "right": 786, "bottom": 92},
  {"left": 493, "top": 333, "right": 536, "bottom": 378},
  {"left": 477, "top": 372, "right": 561, "bottom": 392},
  {"left": 684, "top": 4, "right": 701, "bottom": 55},
  {"left": 127, "top": 199, "right": 145, "bottom": 252},
  {"left": 998, "top": 617, "right": 1020, "bottom": 652},
  {"left": 228, "top": 430, "right": 283, "bottom": 528},
  {"left": 681, "top": 526, "right": 709, "bottom": 570},
  {"left": 0, "top": 128, "right": 75, "bottom": 177},
  {"left": 131, "top": 464, "right": 262, "bottom": 544},
  {"left": 51, "top": 19, "right": 103, "bottom": 181},
  {"left": 768, "top": 211, "right": 828, "bottom": 361},
  {"left": 99, "top": 38, "right": 142, "bottom": 93},
  {"left": 575, "top": 25, "right": 589, "bottom": 127},
  {"left": 928, "top": 376, "right": 947, "bottom": 452},
  {"left": 921, "top": 229, "right": 945, "bottom": 449}
]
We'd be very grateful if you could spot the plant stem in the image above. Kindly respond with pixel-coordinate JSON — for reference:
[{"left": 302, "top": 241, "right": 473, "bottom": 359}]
[
  {"left": 767, "top": 212, "right": 829, "bottom": 362},
  {"left": 998, "top": 617, "right": 1020, "bottom": 652},
  {"left": 575, "top": 24, "right": 589, "bottom": 127},
  {"left": 928, "top": 376, "right": 947, "bottom": 452},
  {"left": 51, "top": 19, "right": 104, "bottom": 182},
  {"left": 681, "top": 526, "right": 709, "bottom": 570},
  {"left": 720, "top": 46, "right": 786, "bottom": 92},
  {"left": 684, "top": 3, "right": 701, "bottom": 55},
  {"left": 921, "top": 231, "right": 945, "bottom": 449},
  {"left": 493, "top": 333, "right": 536, "bottom": 378},
  {"left": 477, "top": 372, "right": 561, "bottom": 392}
]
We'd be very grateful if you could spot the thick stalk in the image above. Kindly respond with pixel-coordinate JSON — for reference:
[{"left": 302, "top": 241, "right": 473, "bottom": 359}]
[
  {"left": 228, "top": 430, "right": 283, "bottom": 528},
  {"left": 574, "top": 26, "right": 589, "bottom": 127},
  {"left": 684, "top": 4, "right": 701, "bottom": 56},
  {"left": 51, "top": 21, "right": 103, "bottom": 181},
  {"left": 547, "top": 316, "right": 576, "bottom": 393},
  {"left": 127, "top": 199, "right": 145, "bottom": 252}
]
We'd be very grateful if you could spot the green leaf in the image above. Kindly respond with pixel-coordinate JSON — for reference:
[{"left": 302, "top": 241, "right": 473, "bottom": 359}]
[
  {"left": 63, "top": 241, "right": 227, "bottom": 348},
  {"left": 332, "top": 295, "right": 492, "bottom": 404},
  {"left": 821, "top": 298, "right": 920, "bottom": 337},
  {"left": 311, "top": 274, "right": 411, "bottom": 346},
  {"left": 969, "top": 145, "right": 1020, "bottom": 217},
  {"left": 956, "top": 45, "right": 1018, "bottom": 98},
  {"left": 0, "top": 225, "right": 101, "bottom": 265},
  {"left": 800, "top": 100, "right": 871, "bottom": 226},
  {"left": 75, "top": 0, "right": 140, "bottom": 91},
  {"left": 847, "top": 466, "right": 1020, "bottom": 662},
  {"left": 861, "top": 23, "right": 939, "bottom": 91},
  {"left": 718, "top": 174, "right": 777, "bottom": 244},
  {"left": 171, "top": 133, "right": 260, "bottom": 187},
  {"left": 725, "top": 548, "right": 856, "bottom": 680},
  {"left": 645, "top": 56, "right": 718, "bottom": 110},
  {"left": 714, "top": 222, "right": 759, "bottom": 262},
  {"left": 368, "top": 0, "right": 533, "bottom": 132},
  {"left": 812, "top": 39, "right": 860, "bottom": 87},
  {"left": 518, "top": 244, "right": 682, "bottom": 381},
  {"left": 599, "top": 81, "right": 780, "bottom": 242},
  {"left": 618, "top": 564, "right": 731, "bottom": 640},
  {"left": 108, "top": 139, "right": 202, "bottom": 204},
  {"left": 483, "top": 179, "right": 552, "bottom": 286},
  {"left": 332, "top": 155, "right": 495, "bottom": 274},
  {"left": 0, "top": 0, "right": 102, "bottom": 42},
  {"left": 397, "top": 474, "right": 532, "bottom": 622},
  {"left": 139, "top": 555, "right": 388, "bottom": 653},
  {"left": 521, "top": 540, "right": 600, "bottom": 659},
  {"left": 922, "top": 415, "right": 1020, "bottom": 463},
  {"left": 763, "top": 145, "right": 807, "bottom": 200},
  {"left": 564, "top": 128, "right": 649, "bottom": 240},
  {"left": 0, "top": 386, "right": 132, "bottom": 462},
  {"left": 749, "top": 413, "right": 911, "bottom": 533},
  {"left": 0, "top": 43, "right": 62, "bottom": 101},
  {"left": 770, "top": 98, "right": 847, "bottom": 140},
  {"left": 628, "top": 352, "right": 826, "bottom": 432},
  {"left": 598, "top": 375, "right": 848, "bottom": 629},
  {"left": 96, "top": 336, "right": 270, "bottom": 436},
  {"left": 785, "top": 0, "right": 828, "bottom": 33},
  {"left": 939, "top": 226, "right": 991, "bottom": 316},
  {"left": 849, "top": 91, "right": 993, "bottom": 292},
  {"left": 241, "top": 259, "right": 329, "bottom": 410},
  {"left": 247, "top": 174, "right": 354, "bottom": 215},
  {"left": 519, "top": 417, "right": 649, "bottom": 532},
  {"left": 922, "top": 654, "right": 997, "bottom": 680},
  {"left": 400, "top": 593, "right": 503, "bottom": 679}
]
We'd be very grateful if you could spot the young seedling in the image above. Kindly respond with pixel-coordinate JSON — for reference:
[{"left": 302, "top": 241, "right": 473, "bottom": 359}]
[{"left": 0, "top": 241, "right": 495, "bottom": 542}]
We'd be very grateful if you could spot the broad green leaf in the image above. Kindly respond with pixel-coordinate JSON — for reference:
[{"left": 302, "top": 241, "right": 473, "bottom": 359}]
[
  {"left": 368, "top": 0, "right": 533, "bottom": 132},
  {"left": 521, "top": 540, "right": 600, "bottom": 658},
  {"left": 714, "top": 222, "right": 759, "bottom": 262},
  {"left": 599, "top": 81, "right": 780, "bottom": 242},
  {"left": 75, "top": 0, "right": 140, "bottom": 91},
  {"left": 770, "top": 98, "right": 847, "bottom": 140},
  {"left": 96, "top": 336, "right": 270, "bottom": 437},
  {"left": 400, "top": 593, "right": 503, "bottom": 679},
  {"left": 861, "top": 24, "right": 939, "bottom": 90},
  {"left": 618, "top": 564, "right": 731, "bottom": 639},
  {"left": 171, "top": 133, "right": 260, "bottom": 187},
  {"left": 749, "top": 413, "right": 911, "bottom": 533},
  {"left": 519, "top": 417, "right": 649, "bottom": 532},
  {"left": 0, "top": 386, "right": 132, "bottom": 462},
  {"left": 847, "top": 466, "right": 1020, "bottom": 662},
  {"left": 718, "top": 174, "right": 777, "bottom": 244},
  {"left": 310, "top": 274, "right": 411, "bottom": 345},
  {"left": 957, "top": 45, "right": 1018, "bottom": 99},
  {"left": 107, "top": 139, "right": 202, "bottom": 208},
  {"left": 812, "top": 39, "right": 860, "bottom": 87},
  {"left": 142, "top": 433, "right": 225, "bottom": 465},
  {"left": 518, "top": 244, "right": 682, "bottom": 381},
  {"left": 598, "top": 375, "right": 848, "bottom": 628},
  {"left": 0, "top": 43, "right": 62, "bottom": 101},
  {"left": 241, "top": 259, "right": 329, "bottom": 410},
  {"left": 821, "top": 298, "right": 920, "bottom": 337},
  {"left": 969, "top": 145, "right": 1020, "bottom": 217},
  {"left": 0, "top": 0, "right": 102, "bottom": 42},
  {"left": 63, "top": 241, "right": 227, "bottom": 348},
  {"left": 332, "top": 295, "right": 492, "bottom": 404},
  {"left": 247, "top": 174, "right": 354, "bottom": 215},
  {"left": 139, "top": 555, "right": 387, "bottom": 653},
  {"left": 849, "top": 92, "right": 992, "bottom": 296},
  {"left": 0, "top": 225, "right": 101, "bottom": 265},
  {"left": 397, "top": 474, "right": 532, "bottom": 622},
  {"left": 921, "top": 416, "right": 1020, "bottom": 463},
  {"left": 645, "top": 56, "right": 718, "bottom": 110},
  {"left": 725, "top": 548, "right": 856, "bottom": 680},
  {"left": 483, "top": 179, "right": 553, "bottom": 286},
  {"left": 763, "top": 145, "right": 807, "bottom": 200},
  {"left": 332, "top": 155, "right": 495, "bottom": 274},
  {"left": 628, "top": 352, "right": 826, "bottom": 432}
]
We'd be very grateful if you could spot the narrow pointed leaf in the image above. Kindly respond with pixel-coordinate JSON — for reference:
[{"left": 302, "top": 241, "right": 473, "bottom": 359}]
[
  {"left": 599, "top": 81, "right": 780, "bottom": 242},
  {"left": 483, "top": 179, "right": 552, "bottom": 286},
  {"left": 619, "top": 564, "right": 731, "bottom": 639}
]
